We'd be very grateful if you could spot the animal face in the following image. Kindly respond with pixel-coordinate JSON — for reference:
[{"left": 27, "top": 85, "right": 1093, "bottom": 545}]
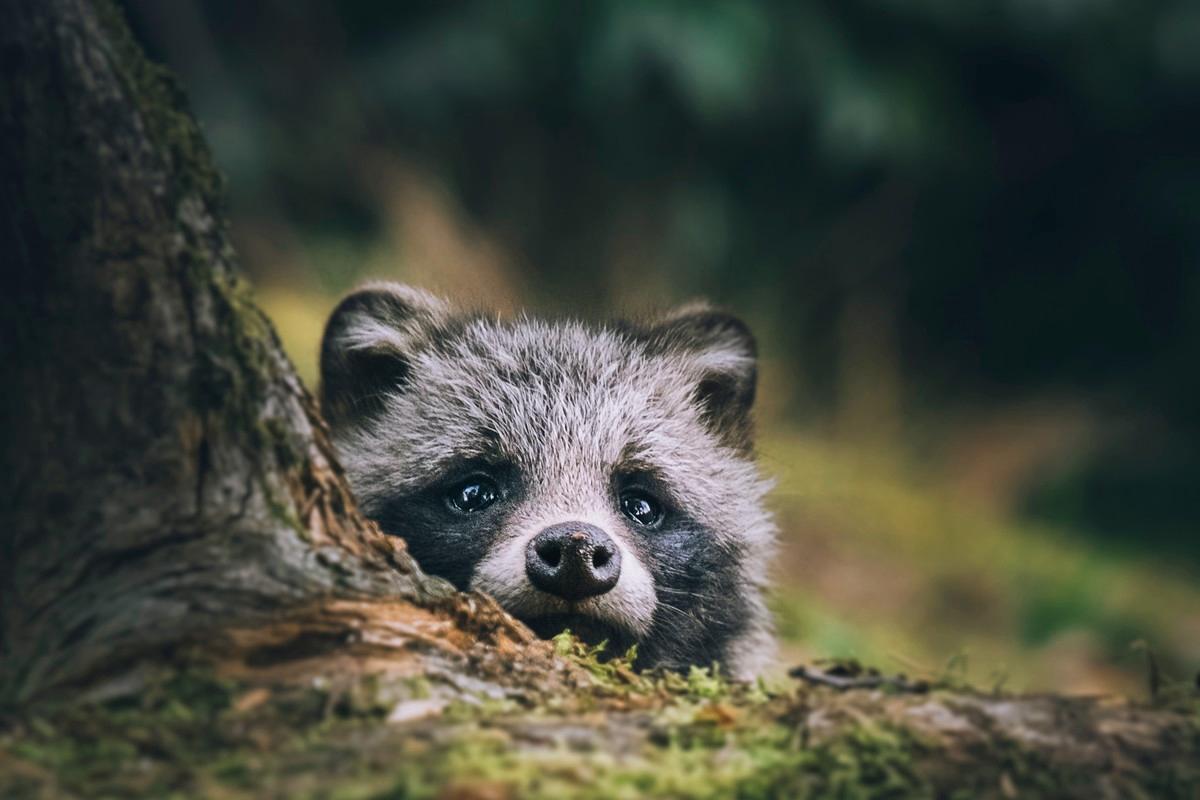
[{"left": 319, "top": 283, "right": 775, "bottom": 677}]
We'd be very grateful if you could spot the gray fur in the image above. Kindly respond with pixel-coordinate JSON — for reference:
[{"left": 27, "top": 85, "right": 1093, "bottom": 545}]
[{"left": 319, "top": 282, "right": 775, "bottom": 679}]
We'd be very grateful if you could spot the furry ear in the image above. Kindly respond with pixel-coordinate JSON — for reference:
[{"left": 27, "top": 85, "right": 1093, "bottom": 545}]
[
  {"left": 319, "top": 283, "right": 449, "bottom": 428},
  {"left": 646, "top": 302, "right": 758, "bottom": 451}
]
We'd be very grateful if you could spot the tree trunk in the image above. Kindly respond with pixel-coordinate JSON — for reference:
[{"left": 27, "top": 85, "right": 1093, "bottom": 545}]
[
  {"left": 0, "top": 2, "right": 1195, "bottom": 797},
  {"left": 0, "top": 0, "right": 543, "bottom": 705}
]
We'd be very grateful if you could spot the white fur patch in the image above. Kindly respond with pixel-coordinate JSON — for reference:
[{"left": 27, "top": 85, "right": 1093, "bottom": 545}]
[{"left": 471, "top": 509, "right": 657, "bottom": 637}]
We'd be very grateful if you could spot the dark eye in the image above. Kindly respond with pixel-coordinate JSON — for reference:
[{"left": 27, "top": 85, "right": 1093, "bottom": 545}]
[
  {"left": 620, "top": 490, "right": 664, "bottom": 528},
  {"left": 446, "top": 477, "right": 500, "bottom": 513}
]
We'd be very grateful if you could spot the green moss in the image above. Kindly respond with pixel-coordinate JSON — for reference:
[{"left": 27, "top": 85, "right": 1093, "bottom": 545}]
[
  {"left": 2, "top": 670, "right": 241, "bottom": 796},
  {"left": 3, "top": 662, "right": 1197, "bottom": 799},
  {"left": 75, "top": 2, "right": 300, "bottom": 478},
  {"left": 552, "top": 630, "right": 642, "bottom": 685},
  {"left": 93, "top": 0, "right": 224, "bottom": 207},
  {"left": 551, "top": 630, "right": 759, "bottom": 706},
  {"left": 365, "top": 712, "right": 931, "bottom": 800}
]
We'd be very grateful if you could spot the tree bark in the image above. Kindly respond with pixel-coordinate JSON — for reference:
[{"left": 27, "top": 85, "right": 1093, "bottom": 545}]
[
  {"left": 0, "top": 0, "right": 544, "bottom": 705},
  {"left": 0, "top": 1, "right": 1195, "bottom": 797}
]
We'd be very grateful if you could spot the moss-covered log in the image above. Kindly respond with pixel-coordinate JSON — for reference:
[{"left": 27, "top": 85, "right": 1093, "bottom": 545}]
[
  {"left": 1, "top": 644, "right": 1197, "bottom": 799},
  {"left": 0, "top": 1, "right": 1196, "bottom": 797}
]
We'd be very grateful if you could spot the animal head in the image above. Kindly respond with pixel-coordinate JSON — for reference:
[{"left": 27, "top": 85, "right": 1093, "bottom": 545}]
[{"left": 319, "top": 282, "right": 774, "bottom": 677}]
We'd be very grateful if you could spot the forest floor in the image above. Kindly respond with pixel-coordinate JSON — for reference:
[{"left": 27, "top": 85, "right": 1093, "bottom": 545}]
[{"left": 4, "top": 635, "right": 1198, "bottom": 799}]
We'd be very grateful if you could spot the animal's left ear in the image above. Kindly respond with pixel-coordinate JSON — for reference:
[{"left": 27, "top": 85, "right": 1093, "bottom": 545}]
[{"left": 645, "top": 303, "right": 758, "bottom": 452}]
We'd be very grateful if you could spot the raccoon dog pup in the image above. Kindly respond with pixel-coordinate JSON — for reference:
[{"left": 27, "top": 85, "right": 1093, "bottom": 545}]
[{"left": 319, "top": 283, "right": 775, "bottom": 678}]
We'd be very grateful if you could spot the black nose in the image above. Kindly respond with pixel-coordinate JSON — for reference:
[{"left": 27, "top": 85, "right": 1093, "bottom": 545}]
[{"left": 526, "top": 522, "right": 622, "bottom": 602}]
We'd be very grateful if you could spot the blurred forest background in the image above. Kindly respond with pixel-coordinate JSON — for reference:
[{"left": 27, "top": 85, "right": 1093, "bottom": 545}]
[{"left": 120, "top": 0, "right": 1200, "bottom": 695}]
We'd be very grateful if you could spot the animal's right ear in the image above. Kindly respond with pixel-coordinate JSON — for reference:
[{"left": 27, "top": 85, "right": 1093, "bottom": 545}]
[{"left": 319, "top": 283, "right": 449, "bottom": 428}]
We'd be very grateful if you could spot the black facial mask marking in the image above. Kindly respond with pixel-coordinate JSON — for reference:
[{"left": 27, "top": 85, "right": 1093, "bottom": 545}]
[{"left": 375, "top": 460, "right": 519, "bottom": 590}]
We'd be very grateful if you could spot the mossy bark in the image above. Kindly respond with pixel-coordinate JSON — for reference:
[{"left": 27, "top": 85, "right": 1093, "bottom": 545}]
[
  {"left": 0, "top": 0, "right": 547, "bottom": 705},
  {"left": 0, "top": 1, "right": 1196, "bottom": 797}
]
